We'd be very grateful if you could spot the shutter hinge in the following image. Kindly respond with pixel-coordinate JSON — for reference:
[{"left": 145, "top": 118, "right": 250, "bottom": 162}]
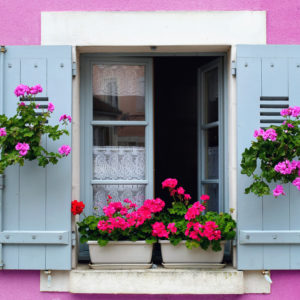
[
  {"left": 0, "top": 46, "right": 6, "bottom": 54},
  {"left": 231, "top": 60, "right": 236, "bottom": 77},
  {"left": 72, "top": 62, "right": 77, "bottom": 77},
  {"left": 71, "top": 231, "right": 76, "bottom": 246}
]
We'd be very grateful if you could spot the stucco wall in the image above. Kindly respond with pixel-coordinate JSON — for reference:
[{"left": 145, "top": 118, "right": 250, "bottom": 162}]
[
  {"left": 1, "top": 0, "right": 300, "bottom": 299},
  {"left": 0, "top": 0, "right": 300, "bottom": 44},
  {"left": 0, "top": 270, "right": 300, "bottom": 300}
]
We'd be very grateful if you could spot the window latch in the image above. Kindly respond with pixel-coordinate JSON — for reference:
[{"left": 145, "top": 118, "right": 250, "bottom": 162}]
[{"left": 231, "top": 61, "right": 237, "bottom": 76}]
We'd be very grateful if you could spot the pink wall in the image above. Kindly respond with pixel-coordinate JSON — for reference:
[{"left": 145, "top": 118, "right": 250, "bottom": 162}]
[
  {"left": 0, "top": 270, "right": 300, "bottom": 300},
  {"left": 0, "top": 0, "right": 300, "bottom": 45},
  {"left": 1, "top": 0, "right": 300, "bottom": 299}
]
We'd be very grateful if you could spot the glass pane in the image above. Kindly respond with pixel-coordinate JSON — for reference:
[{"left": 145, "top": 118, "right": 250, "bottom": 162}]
[
  {"left": 204, "top": 67, "right": 218, "bottom": 123},
  {"left": 93, "top": 126, "right": 145, "bottom": 147},
  {"left": 93, "top": 64, "right": 145, "bottom": 121},
  {"left": 203, "top": 183, "right": 219, "bottom": 212},
  {"left": 204, "top": 127, "right": 218, "bottom": 179},
  {"left": 93, "top": 184, "right": 146, "bottom": 215},
  {"left": 93, "top": 126, "right": 145, "bottom": 180}
]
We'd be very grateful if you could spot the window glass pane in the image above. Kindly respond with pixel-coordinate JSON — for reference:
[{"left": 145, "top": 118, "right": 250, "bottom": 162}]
[
  {"left": 93, "top": 65, "right": 145, "bottom": 121},
  {"left": 93, "top": 184, "right": 146, "bottom": 215},
  {"left": 203, "top": 183, "right": 219, "bottom": 212},
  {"left": 204, "top": 67, "right": 218, "bottom": 123},
  {"left": 93, "top": 126, "right": 145, "bottom": 147},
  {"left": 93, "top": 126, "right": 145, "bottom": 180},
  {"left": 204, "top": 127, "right": 218, "bottom": 179}
]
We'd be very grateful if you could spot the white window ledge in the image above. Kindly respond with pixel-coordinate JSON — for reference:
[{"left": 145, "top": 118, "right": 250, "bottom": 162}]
[{"left": 40, "top": 264, "right": 270, "bottom": 294}]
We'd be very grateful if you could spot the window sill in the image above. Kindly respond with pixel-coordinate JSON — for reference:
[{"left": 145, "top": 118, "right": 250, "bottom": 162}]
[{"left": 40, "top": 264, "right": 271, "bottom": 294}]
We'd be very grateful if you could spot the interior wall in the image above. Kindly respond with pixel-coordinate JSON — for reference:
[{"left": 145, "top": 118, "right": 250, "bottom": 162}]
[{"left": 154, "top": 56, "right": 217, "bottom": 202}]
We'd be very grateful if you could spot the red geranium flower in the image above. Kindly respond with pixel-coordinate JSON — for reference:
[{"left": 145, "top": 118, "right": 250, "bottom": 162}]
[{"left": 71, "top": 200, "right": 85, "bottom": 215}]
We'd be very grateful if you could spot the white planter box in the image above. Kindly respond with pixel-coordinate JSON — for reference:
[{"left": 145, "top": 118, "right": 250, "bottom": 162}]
[
  {"left": 159, "top": 240, "right": 225, "bottom": 264},
  {"left": 88, "top": 240, "right": 153, "bottom": 264}
]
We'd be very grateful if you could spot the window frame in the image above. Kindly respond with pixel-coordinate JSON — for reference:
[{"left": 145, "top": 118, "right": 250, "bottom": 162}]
[
  {"left": 79, "top": 53, "right": 228, "bottom": 260},
  {"left": 198, "top": 58, "right": 225, "bottom": 212}
]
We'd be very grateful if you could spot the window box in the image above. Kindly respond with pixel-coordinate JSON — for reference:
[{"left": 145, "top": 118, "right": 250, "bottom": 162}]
[
  {"left": 88, "top": 240, "right": 153, "bottom": 267},
  {"left": 159, "top": 240, "right": 225, "bottom": 265}
]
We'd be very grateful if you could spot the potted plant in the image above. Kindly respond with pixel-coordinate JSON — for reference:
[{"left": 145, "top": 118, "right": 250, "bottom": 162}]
[
  {"left": 77, "top": 196, "right": 164, "bottom": 268},
  {"left": 0, "top": 84, "right": 71, "bottom": 174},
  {"left": 241, "top": 106, "right": 300, "bottom": 197},
  {"left": 152, "top": 178, "right": 236, "bottom": 267}
]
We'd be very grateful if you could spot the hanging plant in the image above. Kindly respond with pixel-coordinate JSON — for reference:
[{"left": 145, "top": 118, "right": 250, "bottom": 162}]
[
  {"left": 241, "top": 106, "right": 300, "bottom": 197},
  {"left": 0, "top": 84, "right": 71, "bottom": 174}
]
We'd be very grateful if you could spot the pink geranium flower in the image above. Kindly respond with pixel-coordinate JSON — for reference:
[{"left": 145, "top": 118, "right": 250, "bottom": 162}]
[
  {"left": 59, "top": 114, "right": 72, "bottom": 123},
  {"left": 162, "top": 178, "right": 178, "bottom": 189},
  {"left": 48, "top": 102, "right": 55, "bottom": 113},
  {"left": 15, "top": 142, "right": 30, "bottom": 156},
  {"left": 273, "top": 185, "right": 286, "bottom": 197},
  {"left": 14, "top": 84, "right": 30, "bottom": 97},
  {"left": 167, "top": 223, "right": 177, "bottom": 234},
  {"left": 58, "top": 145, "right": 71, "bottom": 156},
  {"left": 0, "top": 127, "right": 7, "bottom": 137}
]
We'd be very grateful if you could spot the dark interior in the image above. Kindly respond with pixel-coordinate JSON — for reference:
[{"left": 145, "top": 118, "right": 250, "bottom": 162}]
[{"left": 153, "top": 56, "right": 217, "bottom": 204}]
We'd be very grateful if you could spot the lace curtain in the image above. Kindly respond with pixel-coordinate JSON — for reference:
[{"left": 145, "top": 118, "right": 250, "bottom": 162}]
[
  {"left": 93, "top": 65, "right": 145, "bottom": 97},
  {"left": 93, "top": 146, "right": 146, "bottom": 214}
]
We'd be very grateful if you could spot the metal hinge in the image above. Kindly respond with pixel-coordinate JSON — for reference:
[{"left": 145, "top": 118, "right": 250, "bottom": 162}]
[
  {"left": 71, "top": 231, "right": 76, "bottom": 246},
  {"left": 0, "top": 46, "right": 6, "bottom": 54},
  {"left": 72, "top": 62, "right": 77, "bottom": 77},
  {"left": 231, "top": 60, "right": 236, "bottom": 76}
]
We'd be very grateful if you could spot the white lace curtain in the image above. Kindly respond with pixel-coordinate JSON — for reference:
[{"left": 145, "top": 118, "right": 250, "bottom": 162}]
[
  {"left": 93, "top": 146, "right": 146, "bottom": 214},
  {"left": 93, "top": 65, "right": 145, "bottom": 97}
]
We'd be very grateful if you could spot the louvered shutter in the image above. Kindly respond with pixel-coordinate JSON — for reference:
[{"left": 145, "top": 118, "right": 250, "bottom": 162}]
[
  {"left": 0, "top": 46, "right": 72, "bottom": 270},
  {"left": 237, "top": 45, "right": 300, "bottom": 270}
]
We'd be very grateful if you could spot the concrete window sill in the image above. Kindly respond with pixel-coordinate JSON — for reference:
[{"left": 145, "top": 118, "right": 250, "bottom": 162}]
[{"left": 40, "top": 264, "right": 271, "bottom": 294}]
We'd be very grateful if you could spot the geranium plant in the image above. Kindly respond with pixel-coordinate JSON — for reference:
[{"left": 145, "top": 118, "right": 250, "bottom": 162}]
[
  {"left": 77, "top": 195, "right": 165, "bottom": 246},
  {"left": 151, "top": 178, "right": 236, "bottom": 251},
  {"left": 241, "top": 106, "right": 300, "bottom": 197},
  {"left": 0, "top": 84, "right": 71, "bottom": 174}
]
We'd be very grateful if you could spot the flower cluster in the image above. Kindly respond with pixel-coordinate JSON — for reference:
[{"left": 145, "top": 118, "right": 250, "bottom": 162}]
[
  {"left": 152, "top": 222, "right": 178, "bottom": 238},
  {"left": 254, "top": 128, "right": 277, "bottom": 141},
  {"left": 14, "top": 84, "right": 43, "bottom": 97},
  {"left": 0, "top": 128, "right": 6, "bottom": 137},
  {"left": 280, "top": 106, "right": 300, "bottom": 118},
  {"left": 71, "top": 200, "right": 85, "bottom": 215},
  {"left": 59, "top": 114, "right": 72, "bottom": 123},
  {"left": 97, "top": 197, "right": 165, "bottom": 233},
  {"left": 58, "top": 145, "right": 71, "bottom": 156},
  {"left": 185, "top": 220, "right": 221, "bottom": 241},
  {"left": 15, "top": 142, "right": 30, "bottom": 156},
  {"left": 162, "top": 178, "right": 191, "bottom": 204},
  {"left": 242, "top": 106, "right": 300, "bottom": 197},
  {"left": 185, "top": 201, "right": 206, "bottom": 220}
]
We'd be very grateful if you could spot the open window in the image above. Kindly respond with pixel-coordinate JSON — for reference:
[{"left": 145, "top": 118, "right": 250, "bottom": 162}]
[{"left": 79, "top": 54, "right": 226, "bottom": 261}]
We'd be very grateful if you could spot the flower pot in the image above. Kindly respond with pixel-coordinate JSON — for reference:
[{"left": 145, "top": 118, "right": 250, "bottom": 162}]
[
  {"left": 87, "top": 241, "right": 153, "bottom": 267},
  {"left": 159, "top": 240, "right": 225, "bottom": 264}
]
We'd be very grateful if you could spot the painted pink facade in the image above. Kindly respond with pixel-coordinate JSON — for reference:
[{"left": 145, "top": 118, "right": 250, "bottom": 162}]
[{"left": 1, "top": 0, "right": 300, "bottom": 299}]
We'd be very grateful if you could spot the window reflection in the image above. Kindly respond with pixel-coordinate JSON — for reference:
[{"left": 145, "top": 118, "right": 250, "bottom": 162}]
[{"left": 93, "top": 65, "right": 145, "bottom": 121}]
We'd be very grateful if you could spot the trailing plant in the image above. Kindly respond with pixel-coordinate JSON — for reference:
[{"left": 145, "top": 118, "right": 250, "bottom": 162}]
[
  {"left": 241, "top": 106, "right": 300, "bottom": 197},
  {"left": 77, "top": 195, "right": 165, "bottom": 246},
  {"left": 151, "top": 178, "right": 236, "bottom": 251},
  {"left": 0, "top": 84, "right": 71, "bottom": 174}
]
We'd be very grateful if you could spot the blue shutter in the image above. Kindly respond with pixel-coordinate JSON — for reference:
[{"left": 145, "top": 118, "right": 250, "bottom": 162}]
[
  {"left": 0, "top": 46, "right": 72, "bottom": 270},
  {"left": 237, "top": 45, "right": 300, "bottom": 270}
]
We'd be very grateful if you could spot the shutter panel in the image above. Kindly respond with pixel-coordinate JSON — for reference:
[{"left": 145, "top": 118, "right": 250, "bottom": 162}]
[
  {"left": 0, "top": 46, "right": 72, "bottom": 270},
  {"left": 237, "top": 45, "right": 300, "bottom": 270}
]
